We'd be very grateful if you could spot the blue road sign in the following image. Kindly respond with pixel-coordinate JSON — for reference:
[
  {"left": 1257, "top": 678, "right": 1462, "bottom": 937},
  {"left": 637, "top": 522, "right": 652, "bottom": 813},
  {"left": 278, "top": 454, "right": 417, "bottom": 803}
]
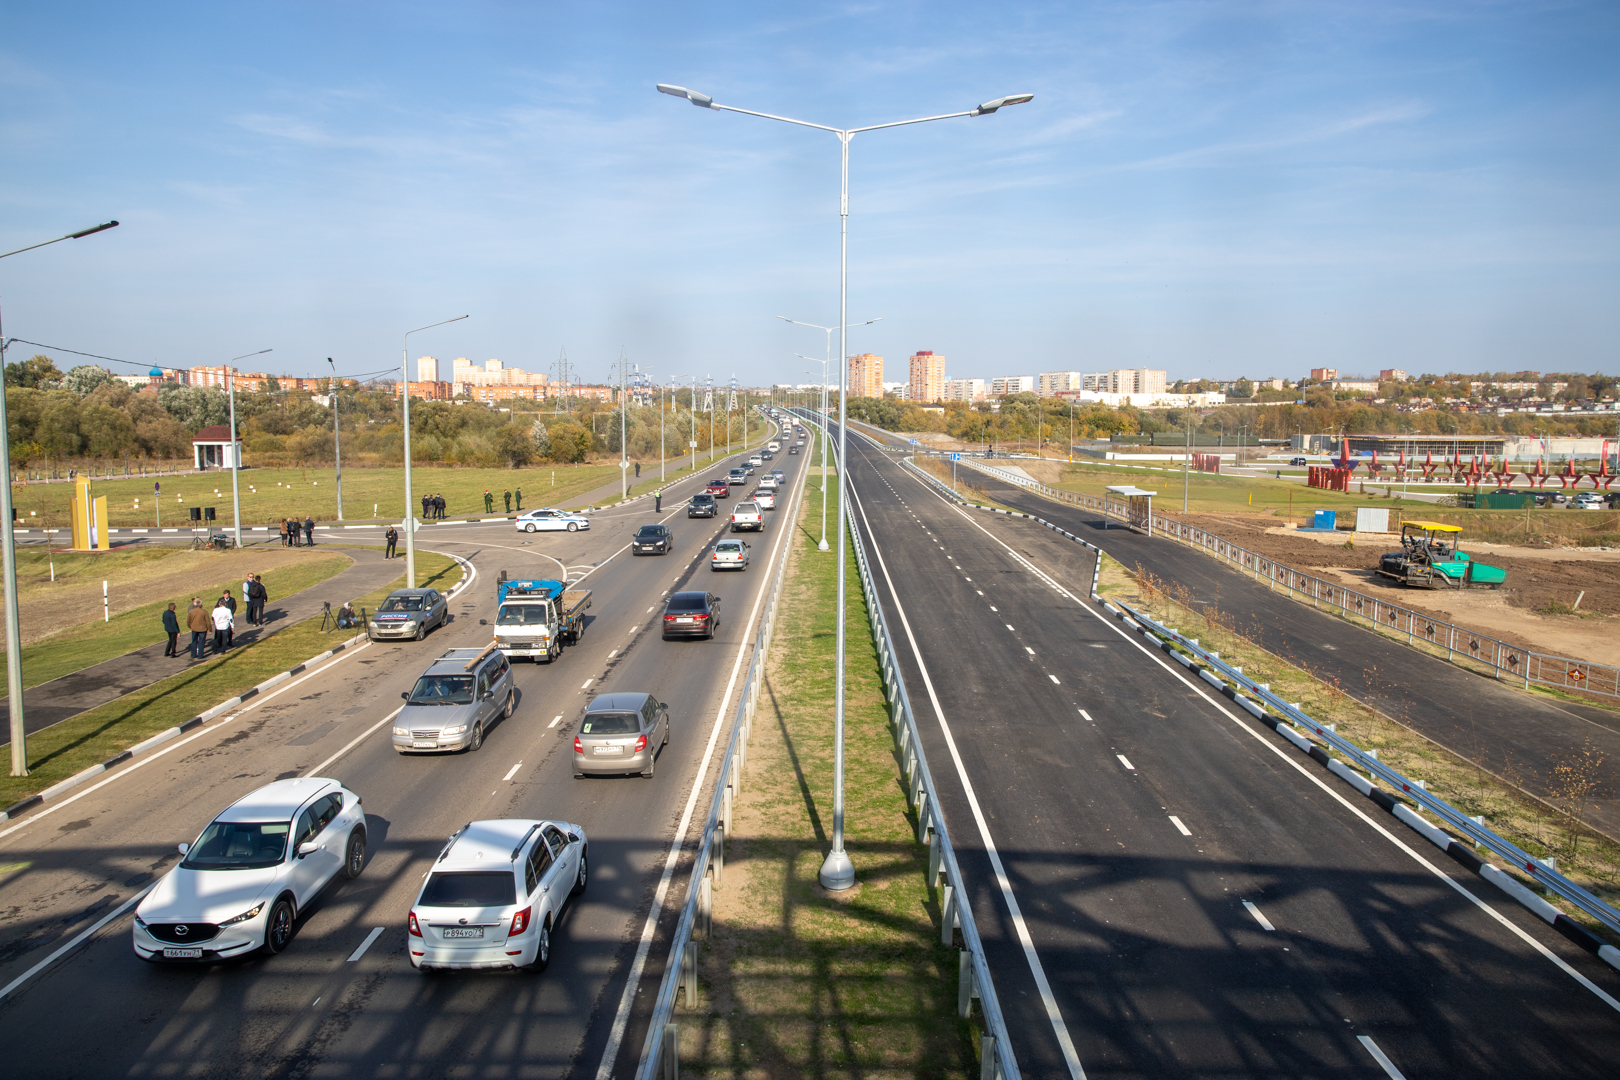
[{"left": 950, "top": 453, "right": 961, "bottom": 461}]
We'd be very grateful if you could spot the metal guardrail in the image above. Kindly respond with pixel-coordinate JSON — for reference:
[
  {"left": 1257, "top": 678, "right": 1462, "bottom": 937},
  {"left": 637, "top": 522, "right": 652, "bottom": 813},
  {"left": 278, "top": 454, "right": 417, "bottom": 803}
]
[
  {"left": 633, "top": 443, "right": 797, "bottom": 1080},
  {"left": 796, "top": 409, "right": 1022, "bottom": 1080},
  {"left": 1114, "top": 597, "right": 1620, "bottom": 939},
  {"left": 960, "top": 457, "right": 1620, "bottom": 701}
]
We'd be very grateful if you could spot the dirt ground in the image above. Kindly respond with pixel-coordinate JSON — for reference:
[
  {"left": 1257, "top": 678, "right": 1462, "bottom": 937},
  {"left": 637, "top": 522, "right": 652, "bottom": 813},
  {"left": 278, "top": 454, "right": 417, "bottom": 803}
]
[
  {"left": 1179, "top": 512, "right": 1620, "bottom": 665},
  {"left": 8, "top": 547, "right": 345, "bottom": 648}
]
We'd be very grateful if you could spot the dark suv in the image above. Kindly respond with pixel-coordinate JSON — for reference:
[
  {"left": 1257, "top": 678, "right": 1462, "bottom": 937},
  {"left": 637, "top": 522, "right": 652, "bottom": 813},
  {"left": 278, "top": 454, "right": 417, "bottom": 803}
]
[
  {"left": 688, "top": 494, "right": 718, "bottom": 518},
  {"left": 633, "top": 524, "right": 673, "bottom": 555}
]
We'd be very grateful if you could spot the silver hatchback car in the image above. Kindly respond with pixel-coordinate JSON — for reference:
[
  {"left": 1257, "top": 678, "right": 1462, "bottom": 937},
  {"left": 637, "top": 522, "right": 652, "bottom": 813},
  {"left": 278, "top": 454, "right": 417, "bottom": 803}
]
[
  {"left": 573, "top": 692, "right": 669, "bottom": 778},
  {"left": 394, "top": 648, "right": 515, "bottom": 753}
]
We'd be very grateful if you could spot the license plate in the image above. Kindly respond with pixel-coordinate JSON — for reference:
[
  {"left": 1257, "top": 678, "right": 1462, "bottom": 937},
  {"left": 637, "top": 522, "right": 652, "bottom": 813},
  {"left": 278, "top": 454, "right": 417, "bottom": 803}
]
[
  {"left": 441, "top": 927, "right": 484, "bottom": 939},
  {"left": 163, "top": 947, "right": 203, "bottom": 958},
  {"left": 594, "top": 745, "right": 623, "bottom": 755},
  {"left": 677, "top": 617, "right": 693, "bottom": 623},
  {"left": 413, "top": 740, "right": 438, "bottom": 749}
]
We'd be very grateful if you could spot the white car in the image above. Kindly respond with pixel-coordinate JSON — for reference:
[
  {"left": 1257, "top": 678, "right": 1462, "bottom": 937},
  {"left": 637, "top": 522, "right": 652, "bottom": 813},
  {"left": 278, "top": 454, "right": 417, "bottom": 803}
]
[
  {"left": 748, "top": 455, "right": 764, "bottom": 468},
  {"left": 515, "top": 508, "right": 590, "bottom": 533},
  {"left": 1574, "top": 492, "right": 1606, "bottom": 510},
  {"left": 751, "top": 489, "right": 777, "bottom": 509},
  {"left": 133, "top": 778, "right": 366, "bottom": 963},
  {"left": 711, "top": 539, "right": 750, "bottom": 571},
  {"left": 730, "top": 502, "right": 764, "bottom": 532},
  {"left": 408, "top": 819, "right": 587, "bottom": 972},
  {"left": 757, "top": 475, "right": 779, "bottom": 490}
]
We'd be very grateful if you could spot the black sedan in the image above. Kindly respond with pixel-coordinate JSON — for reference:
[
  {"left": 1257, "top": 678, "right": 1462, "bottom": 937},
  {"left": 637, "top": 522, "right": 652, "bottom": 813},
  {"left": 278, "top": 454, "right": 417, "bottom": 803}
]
[
  {"left": 688, "top": 494, "right": 718, "bottom": 518},
  {"left": 661, "top": 591, "right": 720, "bottom": 640},
  {"left": 633, "top": 524, "right": 673, "bottom": 555}
]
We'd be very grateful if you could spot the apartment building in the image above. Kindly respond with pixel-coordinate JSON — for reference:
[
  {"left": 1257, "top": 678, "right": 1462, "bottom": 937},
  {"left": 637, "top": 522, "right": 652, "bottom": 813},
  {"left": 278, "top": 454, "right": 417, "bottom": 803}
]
[
  {"left": 991, "top": 375, "right": 1035, "bottom": 395},
  {"left": 449, "top": 357, "right": 550, "bottom": 396},
  {"left": 944, "top": 378, "right": 987, "bottom": 402},
  {"left": 1309, "top": 367, "right": 1339, "bottom": 382},
  {"left": 1037, "top": 371, "right": 1083, "bottom": 396},
  {"left": 847, "top": 353, "right": 884, "bottom": 398},
  {"left": 1378, "top": 369, "right": 1408, "bottom": 382},
  {"left": 1080, "top": 369, "right": 1167, "bottom": 395},
  {"left": 908, "top": 351, "right": 947, "bottom": 403}
]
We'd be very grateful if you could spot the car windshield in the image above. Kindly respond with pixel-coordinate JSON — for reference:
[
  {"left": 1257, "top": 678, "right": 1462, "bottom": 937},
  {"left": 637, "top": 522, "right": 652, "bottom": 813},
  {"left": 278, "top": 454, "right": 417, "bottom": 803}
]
[
  {"left": 420, "top": 870, "right": 517, "bottom": 908},
  {"left": 497, "top": 604, "right": 549, "bottom": 626},
  {"left": 667, "top": 594, "right": 708, "bottom": 612},
  {"left": 636, "top": 526, "right": 665, "bottom": 537},
  {"left": 716, "top": 542, "right": 742, "bottom": 552},
  {"left": 582, "top": 712, "right": 640, "bottom": 735},
  {"left": 737, "top": 504, "right": 758, "bottom": 512},
  {"left": 408, "top": 674, "right": 474, "bottom": 705},
  {"left": 182, "top": 820, "right": 291, "bottom": 871},
  {"left": 380, "top": 595, "right": 425, "bottom": 612}
]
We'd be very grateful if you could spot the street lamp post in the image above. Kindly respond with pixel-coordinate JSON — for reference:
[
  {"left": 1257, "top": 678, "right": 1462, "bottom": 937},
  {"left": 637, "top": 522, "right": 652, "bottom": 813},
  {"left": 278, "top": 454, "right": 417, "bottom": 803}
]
[
  {"left": 402, "top": 316, "right": 468, "bottom": 587},
  {"left": 0, "top": 218, "right": 119, "bottom": 776},
  {"left": 659, "top": 83, "right": 1032, "bottom": 891},
  {"left": 328, "top": 358, "right": 343, "bottom": 520},
  {"left": 225, "top": 349, "right": 272, "bottom": 548},
  {"left": 780, "top": 316, "right": 880, "bottom": 553}
]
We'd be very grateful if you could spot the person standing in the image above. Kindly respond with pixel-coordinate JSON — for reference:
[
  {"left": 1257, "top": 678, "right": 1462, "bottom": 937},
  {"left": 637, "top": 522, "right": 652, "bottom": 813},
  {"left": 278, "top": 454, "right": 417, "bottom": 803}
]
[
  {"left": 385, "top": 524, "right": 398, "bottom": 559},
  {"left": 515, "top": 488, "right": 522, "bottom": 512},
  {"left": 211, "top": 597, "right": 234, "bottom": 654},
  {"left": 278, "top": 519, "right": 288, "bottom": 547},
  {"left": 303, "top": 515, "right": 315, "bottom": 546},
  {"left": 484, "top": 489, "right": 494, "bottom": 514},
  {"left": 247, "top": 575, "right": 266, "bottom": 625},
  {"left": 220, "top": 589, "right": 238, "bottom": 647},
  {"left": 436, "top": 494, "right": 446, "bottom": 519},
  {"left": 243, "top": 574, "right": 254, "bottom": 620},
  {"left": 503, "top": 490, "right": 512, "bottom": 513},
  {"left": 186, "top": 598, "right": 210, "bottom": 658},
  {"left": 422, "top": 493, "right": 432, "bottom": 520},
  {"left": 162, "top": 602, "right": 181, "bottom": 657}
]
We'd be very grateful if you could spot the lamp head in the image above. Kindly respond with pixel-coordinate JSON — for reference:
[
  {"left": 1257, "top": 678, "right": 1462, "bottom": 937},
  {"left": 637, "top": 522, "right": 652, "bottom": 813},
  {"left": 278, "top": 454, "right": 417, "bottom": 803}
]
[
  {"left": 69, "top": 220, "right": 119, "bottom": 239},
  {"left": 972, "top": 93, "right": 1034, "bottom": 116},
  {"left": 656, "top": 84, "right": 714, "bottom": 109}
]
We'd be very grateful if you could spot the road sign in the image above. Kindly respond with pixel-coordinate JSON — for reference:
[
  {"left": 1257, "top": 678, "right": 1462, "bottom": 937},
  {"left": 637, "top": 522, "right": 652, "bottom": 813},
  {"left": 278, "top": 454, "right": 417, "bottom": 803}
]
[
  {"left": 910, "top": 438, "right": 920, "bottom": 445},
  {"left": 950, "top": 453, "right": 960, "bottom": 461},
  {"left": 620, "top": 460, "right": 630, "bottom": 470}
]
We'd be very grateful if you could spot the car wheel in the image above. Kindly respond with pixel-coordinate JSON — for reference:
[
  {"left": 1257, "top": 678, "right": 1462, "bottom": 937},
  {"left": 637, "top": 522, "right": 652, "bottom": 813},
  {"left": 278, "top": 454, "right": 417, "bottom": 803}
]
[
  {"left": 344, "top": 829, "right": 367, "bottom": 879},
  {"left": 642, "top": 753, "right": 655, "bottom": 779},
  {"left": 468, "top": 723, "right": 483, "bottom": 752},
  {"left": 568, "top": 522, "right": 579, "bottom": 532},
  {"left": 503, "top": 691, "right": 515, "bottom": 719},
  {"left": 414, "top": 621, "right": 426, "bottom": 641},
  {"left": 530, "top": 919, "right": 552, "bottom": 972},
  {"left": 525, "top": 523, "right": 537, "bottom": 533},
  {"left": 571, "top": 849, "right": 588, "bottom": 896},
  {"left": 263, "top": 897, "right": 295, "bottom": 955}
]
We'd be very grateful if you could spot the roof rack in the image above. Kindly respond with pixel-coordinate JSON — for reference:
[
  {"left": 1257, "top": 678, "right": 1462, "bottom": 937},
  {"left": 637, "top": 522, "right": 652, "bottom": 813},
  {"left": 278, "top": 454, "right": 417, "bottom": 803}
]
[{"left": 510, "top": 823, "right": 543, "bottom": 862}]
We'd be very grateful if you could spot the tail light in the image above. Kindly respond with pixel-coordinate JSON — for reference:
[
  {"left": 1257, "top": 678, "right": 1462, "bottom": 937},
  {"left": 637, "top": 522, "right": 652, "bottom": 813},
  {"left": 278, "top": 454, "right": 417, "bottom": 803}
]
[
  {"left": 664, "top": 614, "right": 677, "bottom": 622},
  {"left": 633, "top": 734, "right": 647, "bottom": 753},
  {"left": 574, "top": 736, "right": 584, "bottom": 753},
  {"left": 694, "top": 613, "right": 709, "bottom": 621},
  {"left": 508, "top": 906, "right": 531, "bottom": 937},
  {"left": 408, "top": 911, "right": 422, "bottom": 937}
]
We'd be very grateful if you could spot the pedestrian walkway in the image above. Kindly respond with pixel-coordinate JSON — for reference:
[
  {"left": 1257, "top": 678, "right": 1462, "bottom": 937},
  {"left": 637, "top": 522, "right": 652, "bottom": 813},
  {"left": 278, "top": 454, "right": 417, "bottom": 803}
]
[
  {"left": 0, "top": 548, "right": 404, "bottom": 743},
  {"left": 963, "top": 469, "right": 1620, "bottom": 842}
]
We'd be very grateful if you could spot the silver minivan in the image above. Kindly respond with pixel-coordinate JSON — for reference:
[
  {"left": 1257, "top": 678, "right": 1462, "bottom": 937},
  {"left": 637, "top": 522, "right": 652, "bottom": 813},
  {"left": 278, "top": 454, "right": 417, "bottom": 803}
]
[{"left": 394, "top": 648, "right": 515, "bottom": 754}]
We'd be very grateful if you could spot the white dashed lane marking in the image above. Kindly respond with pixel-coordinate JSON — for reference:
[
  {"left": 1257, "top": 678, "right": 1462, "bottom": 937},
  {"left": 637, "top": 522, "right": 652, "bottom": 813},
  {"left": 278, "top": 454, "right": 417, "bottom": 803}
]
[
  {"left": 549, "top": 715, "right": 562, "bottom": 728},
  {"left": 1242, "top": 900, "right": 1275, "bottom": 931},
  {"left": 1169, "top": 815, "right": 1193, "bottom": 837},
  {"left": 1117, "top": 754, "right": 1134, "bottom": 770},
  {"left": 503, "top": 762, "right": 523, "bottom": 782},
  {"left": 347, "top": 927, "right": 387, "bottom": 962}
]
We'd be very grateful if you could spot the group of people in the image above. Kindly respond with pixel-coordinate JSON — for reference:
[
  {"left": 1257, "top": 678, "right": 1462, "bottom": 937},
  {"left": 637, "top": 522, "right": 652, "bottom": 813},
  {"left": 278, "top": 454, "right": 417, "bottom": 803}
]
[
  {"left": 422, "top": 493, "right": 448, "bottom": 519},
  {"left": 279, "top": 516, "right": 316, "bottom": 546},
  {"left": 163, "top": 574, "right": 269, "bottom": 659},
  {"left": 483, "top": 489, "right": 523, "bottom": 514}
]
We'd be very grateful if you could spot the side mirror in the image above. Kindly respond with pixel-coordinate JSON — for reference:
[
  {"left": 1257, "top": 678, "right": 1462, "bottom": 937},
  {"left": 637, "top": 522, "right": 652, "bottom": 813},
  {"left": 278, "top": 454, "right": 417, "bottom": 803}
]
[
  {"left": 660, "top": 702, "right": 669, "bottom": 711},
  {"left": 297, "top": 841, "right": 319, "bottom": 858},
  {"left": 568, "top": 832, "right": 580, "bottom": 844},
  {"left": 401, "top": 691, "right": 409, "bottom": 700},
  {"left": 177, "top": 843, "right": 190, "bottom": 856}
]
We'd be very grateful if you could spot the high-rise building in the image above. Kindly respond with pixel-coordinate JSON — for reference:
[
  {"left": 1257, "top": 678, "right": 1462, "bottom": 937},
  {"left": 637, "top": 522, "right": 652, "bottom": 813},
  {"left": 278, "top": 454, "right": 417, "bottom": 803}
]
[
  {"left": 908, "top": 351, "right": 946, "bottom": 403},
  {"left": 847, "top": 353, "right": 884, "bottom": 398},
  {"left": 1378, "top": 369, "right": 1408, "bottom": 382},
  {"left": 417, "top": 356, "right": 439, "bottom": 383},
  {"left": 1081, "top": 369, "right": 1167, "bottom": 395},
  {"left": 1309, "top": 367, "right": 1339, "bottom": 382},
  {"left": 991, "top": 375, "right": 1035, "bottom": 395},
  {"left": 1038, "top": 371, "right": 1082, "bottom": 397},
  {"left": 944, "top": 378, "right": 986, "bottom": 402}
]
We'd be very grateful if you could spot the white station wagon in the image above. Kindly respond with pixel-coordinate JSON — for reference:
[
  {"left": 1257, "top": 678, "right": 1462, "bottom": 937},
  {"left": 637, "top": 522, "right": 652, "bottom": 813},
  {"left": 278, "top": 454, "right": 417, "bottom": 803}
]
[
  {"left": 514, "top": 508, "right": 591, "bottom": 533},
  {"left": 133, "top": 778, "right": 366, "bottom": 962},
  {"left": 408, "top": 819, "right": 588, "bottom": 972}
]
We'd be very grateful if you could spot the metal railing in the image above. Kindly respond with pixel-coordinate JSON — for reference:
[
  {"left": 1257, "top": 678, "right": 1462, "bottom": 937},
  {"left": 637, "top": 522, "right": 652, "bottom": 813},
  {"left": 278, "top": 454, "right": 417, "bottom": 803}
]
[
  {"left": 1114, "top": 597, "right": 1620, "bottom": 938},
  {"left": 960, "top": 457, "right": 1620, "bottom": 701}
]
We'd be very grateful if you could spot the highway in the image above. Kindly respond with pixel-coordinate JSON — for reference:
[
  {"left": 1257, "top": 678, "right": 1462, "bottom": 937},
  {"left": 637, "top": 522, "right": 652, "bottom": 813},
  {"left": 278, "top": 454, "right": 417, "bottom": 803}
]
[
  {"left": 0, "top": 425, "right": 801, "bottom": 1079},
  {"left": 814, "top": 414, "right": 1620, "bottom": 1079}
]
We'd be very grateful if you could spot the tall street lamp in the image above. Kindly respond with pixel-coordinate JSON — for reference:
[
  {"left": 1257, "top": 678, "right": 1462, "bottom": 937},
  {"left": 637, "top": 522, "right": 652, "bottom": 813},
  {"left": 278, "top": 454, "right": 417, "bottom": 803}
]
[
  {"left": 659, "top": 84, "right": 1032, "bottom": 891},
  {"left": 0, "top": 218, "right": 119, "bottom": 776},
  {"left": 402, "top": 316, "right": 468, "bottom": 587},
  {"left": 780, "top": 316, "right": 881, "bottom": 552},
  {"left": 225, "top": 349, "right": 271, "bottom": 549},
  {"left": 328, "top": 358, "right": 343, "bottom": 520}
]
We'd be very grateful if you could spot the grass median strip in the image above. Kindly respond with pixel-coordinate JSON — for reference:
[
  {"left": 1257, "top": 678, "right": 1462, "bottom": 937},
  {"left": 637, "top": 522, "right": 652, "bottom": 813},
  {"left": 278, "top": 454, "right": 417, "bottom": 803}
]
[
  {"left": 677, "top": 475, "right": 977, "bottom": 1078},
  {"left": 0, "top": 550, "right": 458, "bottom": 808}
]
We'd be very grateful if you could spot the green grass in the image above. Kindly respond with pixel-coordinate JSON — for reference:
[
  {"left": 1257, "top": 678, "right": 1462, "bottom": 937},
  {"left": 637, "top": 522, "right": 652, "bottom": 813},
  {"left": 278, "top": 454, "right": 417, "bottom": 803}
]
[
  {"left": 0, "top": 551, "right": 460, "bottom": 808},
  {"left": 680, "top": 482, "right": 976, "bottom": 1078},
  {"left": 14, "top": 551, "right": 352, "bottom": 689}
]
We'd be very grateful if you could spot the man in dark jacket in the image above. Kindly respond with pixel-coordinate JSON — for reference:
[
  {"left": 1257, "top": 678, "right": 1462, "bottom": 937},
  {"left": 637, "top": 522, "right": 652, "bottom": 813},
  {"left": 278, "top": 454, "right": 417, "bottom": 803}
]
[
  {"left": 162, "top": 602, "right": 181, "bottom": 657},
  {"left": 422, "top": 494, "right": 432, "bottom": 519},
  {"left": 220, "top": 589, "right": 238, "bottom": 647},
  {"left": 247, "top": 575, "right": 267, "bottom": 625},
  {"left": 385, "top": 525, "right": 398, "bottom": 559},
  {"left": 303, "top": 516, "right": 315, "bottom": 546},
  {"left": 503, "top": 490, "right": 512, "bottom": 512}
]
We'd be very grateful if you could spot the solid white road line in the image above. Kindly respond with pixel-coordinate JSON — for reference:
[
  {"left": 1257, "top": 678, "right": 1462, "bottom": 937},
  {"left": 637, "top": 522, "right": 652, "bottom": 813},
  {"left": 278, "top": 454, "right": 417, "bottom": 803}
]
[
  {"left": 307, "top": 705, "right": 404, "bottom": 777},
  {"left": 1357, "top": 1036, "right": 1408, "bottom": 1079},
  {"left": 347, "top": 926, "right": 387, "bottom": 962},
  {"left": 1117, "top": 755, "right": 1135, "bottom": 770},
  {"left": 503, "top": 762, "right": 523, "bottom": 782},
  {"left": 594, "top": 456, "right": 807, "bottom": 1080},
  {"left": 1169, "top": 815, "right": 1192, "bottom": 837},
  {"left": 1242, "top": 900, "right": 1275, "bottom": 931},
  {"left": 848, "top": 482, "right": 1087, "bottom": 1080},
  {"left": 0, "top": 883, "right": 155, "bottom": 1003},
  {"left": 898, "top": 460, "right": 1620, "bottom": 1014}
]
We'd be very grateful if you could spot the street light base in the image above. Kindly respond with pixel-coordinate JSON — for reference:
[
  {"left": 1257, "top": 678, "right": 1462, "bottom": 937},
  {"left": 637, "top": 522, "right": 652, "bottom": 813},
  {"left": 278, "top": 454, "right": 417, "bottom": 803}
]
[
  {"left": 817, "top": 538, "right": 830, "bottom": 552},
  {"left": 818, "top": 848, "right": 855, "bottom": 890}
]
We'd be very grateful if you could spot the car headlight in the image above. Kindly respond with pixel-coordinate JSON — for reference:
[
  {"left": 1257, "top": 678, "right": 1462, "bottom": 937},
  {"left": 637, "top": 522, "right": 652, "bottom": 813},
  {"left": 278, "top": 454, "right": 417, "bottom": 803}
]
[
  {"left": 442, "top": 724, "right": 467, "bottom": 736},
  {"left": 220, "top": 902, "right": 265, "bottom": 926},
  {"left": 393, "top": 727, "right": 409, "bottom": 736}
]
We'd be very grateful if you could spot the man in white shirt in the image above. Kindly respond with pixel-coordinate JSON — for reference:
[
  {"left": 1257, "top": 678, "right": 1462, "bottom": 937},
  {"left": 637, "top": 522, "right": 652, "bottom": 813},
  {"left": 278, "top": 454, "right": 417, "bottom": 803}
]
[{"left": 211, "top": 600, "right": 234, "bottom": 654}]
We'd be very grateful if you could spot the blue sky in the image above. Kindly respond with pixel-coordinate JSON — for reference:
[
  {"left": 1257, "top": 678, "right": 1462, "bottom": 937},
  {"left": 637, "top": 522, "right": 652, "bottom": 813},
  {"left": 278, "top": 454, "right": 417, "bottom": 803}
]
[{"left": 2, "top": 1, "right": 1617, "bottom": 387}]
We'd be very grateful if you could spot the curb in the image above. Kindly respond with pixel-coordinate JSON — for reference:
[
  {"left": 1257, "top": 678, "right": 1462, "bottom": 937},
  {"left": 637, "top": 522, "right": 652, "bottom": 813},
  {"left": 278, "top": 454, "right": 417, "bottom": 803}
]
[
  {"left": 0, "top": 551, "right": 475, "bottom": 823},
  {"left": 1103, "top": 601, "right": 1620, "bottom": 974}
]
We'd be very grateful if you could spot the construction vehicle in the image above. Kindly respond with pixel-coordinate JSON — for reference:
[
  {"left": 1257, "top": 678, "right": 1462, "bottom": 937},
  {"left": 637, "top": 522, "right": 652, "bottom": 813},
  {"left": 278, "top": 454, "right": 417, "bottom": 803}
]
[
  {"left": 1375, "top": 521, "right": 1506, "bottom": 590},
  {"left": 493, "top": 573, "right": 592, "bottom": 662}
]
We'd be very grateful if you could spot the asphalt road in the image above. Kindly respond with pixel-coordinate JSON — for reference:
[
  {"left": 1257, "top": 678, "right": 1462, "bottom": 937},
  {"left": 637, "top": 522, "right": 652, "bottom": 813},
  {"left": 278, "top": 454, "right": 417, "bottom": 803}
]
[
  {"left": 813, "top": 414, "right": 1620, "bottom": 1079},
  {"left": 0, "top": 424, "right": 801, "bottom": 1079}
]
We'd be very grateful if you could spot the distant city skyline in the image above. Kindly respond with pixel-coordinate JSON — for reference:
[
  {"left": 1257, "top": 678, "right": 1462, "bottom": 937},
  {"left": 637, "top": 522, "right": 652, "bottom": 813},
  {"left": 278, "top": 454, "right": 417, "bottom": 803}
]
[{"left": 3, "top": 3, "right": 1617, "bottom": 386}]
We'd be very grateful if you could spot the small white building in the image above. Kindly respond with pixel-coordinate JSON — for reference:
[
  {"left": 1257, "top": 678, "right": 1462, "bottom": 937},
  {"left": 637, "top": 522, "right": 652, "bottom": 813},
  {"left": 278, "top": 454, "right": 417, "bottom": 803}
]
[{"left": 192, "top": 424, "right": 243, "bottom": 469}]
